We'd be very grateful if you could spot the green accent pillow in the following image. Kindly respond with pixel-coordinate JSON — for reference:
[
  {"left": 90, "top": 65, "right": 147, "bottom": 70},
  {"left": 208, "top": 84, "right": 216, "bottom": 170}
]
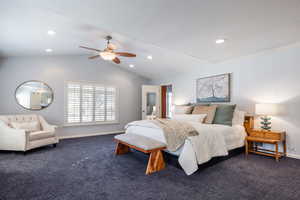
[{"left": 213, "top": 104, "right": 236, "bottom": 126}]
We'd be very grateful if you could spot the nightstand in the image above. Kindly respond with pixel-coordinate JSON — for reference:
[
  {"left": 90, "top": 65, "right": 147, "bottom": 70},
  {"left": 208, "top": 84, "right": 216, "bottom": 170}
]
[{"left": 245, "top": 130, "right": 286, "bottom": 161}]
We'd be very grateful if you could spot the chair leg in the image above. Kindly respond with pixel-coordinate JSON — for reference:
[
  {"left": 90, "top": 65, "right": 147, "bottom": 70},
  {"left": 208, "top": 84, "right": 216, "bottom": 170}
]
[
  {"left": 53, "top": 144, "right": 57, "bottom": 148},
  {"left": 146, "top": 150, "right": 165, "bottom": 175},
  {"left": 23, "top": 151, "right": 26, "bottom": 155},
  {"left": 115, "top": 142, "right": 130, "bottom": 155}
]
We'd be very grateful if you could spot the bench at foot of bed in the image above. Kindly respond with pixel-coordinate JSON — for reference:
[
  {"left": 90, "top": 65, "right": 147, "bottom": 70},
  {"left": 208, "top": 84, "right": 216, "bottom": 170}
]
[{"left": 114, "top": 133, "right": 166, "bottom": 175}]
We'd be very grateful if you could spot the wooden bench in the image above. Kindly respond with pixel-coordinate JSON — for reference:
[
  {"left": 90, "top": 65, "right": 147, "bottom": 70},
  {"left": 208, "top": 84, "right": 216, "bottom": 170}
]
[{"left": 114, "top": 134, "right": 166, "bottom": 175}]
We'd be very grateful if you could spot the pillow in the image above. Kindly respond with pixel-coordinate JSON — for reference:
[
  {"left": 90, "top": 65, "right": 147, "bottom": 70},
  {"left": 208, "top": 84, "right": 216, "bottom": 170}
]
[
  {"left": 174, "top": 105, "right": 194, "bottom": 114},
  {"left": 232, "top": 109, "right": 246, "bottom": 126},
  {"left": 213, "top": 104, "right": 236, "bottom": 126},
  {"left": 172, "top": 114, "right": 207, "bottom": 123},
  {"left": 10, "top": 121, "right": 41, "bottom": 132},
  {"left": 192, "top": 105, "right": 217, "bottom": 124},
  {"left": 189, "top": 103, "right": 210, "bottom": 106}
]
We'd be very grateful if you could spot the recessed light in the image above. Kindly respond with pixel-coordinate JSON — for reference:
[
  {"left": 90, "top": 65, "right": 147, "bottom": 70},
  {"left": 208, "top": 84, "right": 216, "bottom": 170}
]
[
  {"left": 147, "top": 55, "right": 153, "bottom": 60},
  {"left": 129, "top": 64, "right": 134, "bottom": 68},
  {"left": 215, "top": 39, "right": 225, "bottom": 44},
  {"left": 45, "top": 48, "right": 53, "bottom": 52},
  {"left": 47, "top": 30, "right": 56, "bottom": 35}
]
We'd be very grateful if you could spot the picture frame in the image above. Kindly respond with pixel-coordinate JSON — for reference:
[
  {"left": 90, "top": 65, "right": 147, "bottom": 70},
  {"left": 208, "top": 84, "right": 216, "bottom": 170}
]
[{"left": 196, "top": 73, "right": 231, "bottom": 103}]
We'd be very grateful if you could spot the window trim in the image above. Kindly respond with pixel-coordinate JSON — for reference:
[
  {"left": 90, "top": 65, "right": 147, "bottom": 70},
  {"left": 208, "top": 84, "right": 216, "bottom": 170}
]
[{"left": 64, "top": 81, "right": 119, "bottom": 126}]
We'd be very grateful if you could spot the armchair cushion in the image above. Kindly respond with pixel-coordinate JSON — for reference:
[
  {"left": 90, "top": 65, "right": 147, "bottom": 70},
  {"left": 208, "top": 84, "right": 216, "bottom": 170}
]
[
  {"left": 29, "top": 131, "right": 55, "bottom": 141},
  {"left": 10, "top": 121, "right": 41, "bottom": 133}
]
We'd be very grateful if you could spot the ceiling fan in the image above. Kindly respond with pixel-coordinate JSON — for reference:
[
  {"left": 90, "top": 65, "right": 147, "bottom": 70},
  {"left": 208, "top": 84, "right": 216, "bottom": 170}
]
[{"left": 79, "top": 36, "right": 136, "bottom": 64}]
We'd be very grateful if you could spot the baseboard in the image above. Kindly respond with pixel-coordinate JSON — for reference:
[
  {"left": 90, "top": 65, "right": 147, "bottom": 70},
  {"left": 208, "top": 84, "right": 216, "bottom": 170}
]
[
  {"left": 287, "top": 153, "right": 300, "bottom": 159},
  {"left": 59, "top": 130, "right": 124, "bottom": 140}
]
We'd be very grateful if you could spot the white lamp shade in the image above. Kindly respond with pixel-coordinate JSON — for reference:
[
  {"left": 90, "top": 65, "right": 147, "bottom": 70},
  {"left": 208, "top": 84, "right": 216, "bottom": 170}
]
[{"left": 255, "top": 103, "right": 278, "bottom": 115}]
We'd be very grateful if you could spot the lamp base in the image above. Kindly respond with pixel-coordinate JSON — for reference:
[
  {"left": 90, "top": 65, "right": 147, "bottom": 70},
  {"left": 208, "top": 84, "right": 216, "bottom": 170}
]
[{"left": 260, "top": 116, "right": 271, "bottom": 131}]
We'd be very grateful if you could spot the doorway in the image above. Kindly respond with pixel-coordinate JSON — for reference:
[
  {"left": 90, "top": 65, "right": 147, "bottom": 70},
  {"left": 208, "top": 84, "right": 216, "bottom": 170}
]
[
  {"left": 161, "top": 85, "right": 173, "bottom": 118},
  {"left": 142, "top": 85, "right": 161, "bottom": 120}
]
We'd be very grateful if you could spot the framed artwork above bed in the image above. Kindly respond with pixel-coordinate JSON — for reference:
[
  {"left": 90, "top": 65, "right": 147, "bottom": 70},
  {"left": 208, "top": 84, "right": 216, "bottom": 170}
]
[{"left": 196, "top": 73, "right": 231, "bottom": 103}]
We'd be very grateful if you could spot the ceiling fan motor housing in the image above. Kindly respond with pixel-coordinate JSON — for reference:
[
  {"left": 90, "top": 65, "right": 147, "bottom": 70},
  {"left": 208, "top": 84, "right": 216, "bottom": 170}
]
[{"left": 105, "top": 35, "right": 112, "bottom": 41}]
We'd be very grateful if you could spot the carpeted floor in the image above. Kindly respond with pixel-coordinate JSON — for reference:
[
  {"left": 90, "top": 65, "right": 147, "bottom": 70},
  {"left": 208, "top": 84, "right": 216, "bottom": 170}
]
[{"left": 0, "top": 135, "right": 300, "bottom": 200}]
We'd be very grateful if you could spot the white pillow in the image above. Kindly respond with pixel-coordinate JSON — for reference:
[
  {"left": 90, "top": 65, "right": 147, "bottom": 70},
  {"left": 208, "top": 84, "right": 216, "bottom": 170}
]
[
  {"left": 10, "top": 121, "right": 41, "bottom": 132},
  {"left": 232, "top": 109, "right": 246, "bottom": 126},
  {"left": 172, "top": 114, "right": 207, "bottom": 123},
  {"left": 174, "top": 105, "right": 193, "bottom": 114}
]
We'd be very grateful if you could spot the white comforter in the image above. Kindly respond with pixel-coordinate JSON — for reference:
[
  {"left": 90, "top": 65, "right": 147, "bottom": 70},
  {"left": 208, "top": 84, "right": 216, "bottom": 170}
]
[{"left": 125, "top": 120, "right": 246, "bottom": 175}]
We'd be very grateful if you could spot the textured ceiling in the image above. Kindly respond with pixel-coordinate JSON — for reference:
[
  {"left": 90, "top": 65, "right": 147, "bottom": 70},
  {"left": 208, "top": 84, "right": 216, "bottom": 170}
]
[{"left": 1, "top": 0, "right": 300, "bottom": 79}]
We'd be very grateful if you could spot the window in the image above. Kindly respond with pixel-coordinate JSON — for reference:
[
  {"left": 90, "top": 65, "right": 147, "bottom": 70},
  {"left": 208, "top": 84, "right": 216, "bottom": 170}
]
[{"left": 65, "top": 82, "right": 118, "bottom": 125}]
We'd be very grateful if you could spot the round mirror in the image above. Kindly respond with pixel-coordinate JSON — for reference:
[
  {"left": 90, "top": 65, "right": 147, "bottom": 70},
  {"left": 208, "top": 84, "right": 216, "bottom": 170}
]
[{"left": 15, "top": 81, "right": 54, "bottom": 110}]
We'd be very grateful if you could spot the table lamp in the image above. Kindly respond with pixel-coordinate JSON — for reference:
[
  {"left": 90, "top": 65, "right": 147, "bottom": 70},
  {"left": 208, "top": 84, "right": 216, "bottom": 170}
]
[{"left": 255, "top": 103, "right": 278, "bottom": 131}]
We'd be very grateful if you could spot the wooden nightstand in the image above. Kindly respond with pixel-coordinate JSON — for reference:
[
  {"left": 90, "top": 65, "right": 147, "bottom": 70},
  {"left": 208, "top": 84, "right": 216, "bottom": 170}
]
[{"left": 245, "top": 130, "right": 286, "bottom": 161}]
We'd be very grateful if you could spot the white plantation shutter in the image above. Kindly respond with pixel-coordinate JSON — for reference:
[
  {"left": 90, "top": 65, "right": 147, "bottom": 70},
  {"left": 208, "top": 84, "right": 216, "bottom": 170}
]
[
  {"left": 66, "top": 82, "right": 118, "bottom": 124},
  {"left": 81, "top": 85, "right": 94, "bottom": 122},
  {"left": 95, "top": 86, "right": 105, "bottom": 122},
  {"left": 67, "top": 83, "right": 81, "bottom": 123},
  {"left": 106, "top": 87, "right": 116, "bottom": 121}
]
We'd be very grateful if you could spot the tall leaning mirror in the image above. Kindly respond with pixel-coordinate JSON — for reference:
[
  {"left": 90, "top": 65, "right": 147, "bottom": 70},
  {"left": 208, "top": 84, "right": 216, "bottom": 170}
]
[{"left": 15, "top": 80, "right": 54, "bottom": 110}]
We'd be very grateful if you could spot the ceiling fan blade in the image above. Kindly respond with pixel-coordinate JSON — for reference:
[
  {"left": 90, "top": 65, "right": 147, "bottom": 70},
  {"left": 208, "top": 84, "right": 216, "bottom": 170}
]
[
  {"left": 79, "top": 46, "right": 102, "bottom": 52},
  {"left": 88, "top": 55, "right": 100, "bottom": 59},
  {"left": 115, "top": 52, "right": 136, "bottom": 57},
  {"left": 113, "top": 57, "right": 121, "bottom": 64}
]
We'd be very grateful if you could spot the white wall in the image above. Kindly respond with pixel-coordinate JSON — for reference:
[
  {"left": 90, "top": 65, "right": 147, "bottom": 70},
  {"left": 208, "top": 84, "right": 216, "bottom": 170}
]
[
  {"left": 0, "top": 55, "right": 149, "bottom": 137},
  {"left": 153, "top": 43, "right": 300, "bottom": 157}
]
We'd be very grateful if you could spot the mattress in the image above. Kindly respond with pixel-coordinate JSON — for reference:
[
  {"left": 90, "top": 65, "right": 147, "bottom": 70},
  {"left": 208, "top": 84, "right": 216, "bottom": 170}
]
[{"left": 125, "top": 124, "right": 247, "bottom": 156}]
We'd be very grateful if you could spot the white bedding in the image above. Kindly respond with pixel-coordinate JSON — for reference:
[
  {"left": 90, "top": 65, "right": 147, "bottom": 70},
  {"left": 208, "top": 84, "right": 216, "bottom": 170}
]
[{"left": 125, "top": 121, "right": 246, "bottom": 175}]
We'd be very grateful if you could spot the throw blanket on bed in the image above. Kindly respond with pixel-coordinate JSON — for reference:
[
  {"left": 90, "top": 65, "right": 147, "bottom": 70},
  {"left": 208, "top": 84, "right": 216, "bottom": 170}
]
[
  {"left": 151, "top": 118, "right": 198, "bottom": 151},
  {"left": 125, "top": 119, "right": 198, "bottom": 151}
]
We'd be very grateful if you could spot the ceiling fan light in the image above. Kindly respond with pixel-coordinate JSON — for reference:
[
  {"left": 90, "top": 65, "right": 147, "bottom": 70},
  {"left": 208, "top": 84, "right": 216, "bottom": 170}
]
[
  {"left": 215, "top": 38, "right": 225, "bottom": 44},
  {"left": 108, "top": 43, "right": 117, "bottom": 50},
  {"left": 99, "top": 51, "right": 116, "bottom": 60}
]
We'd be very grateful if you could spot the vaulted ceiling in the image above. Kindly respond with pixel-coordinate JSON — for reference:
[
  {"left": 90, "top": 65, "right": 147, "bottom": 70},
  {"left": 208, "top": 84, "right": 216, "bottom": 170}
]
[{"left": 1, "top": 0, "right": 300, "bottom": 79}]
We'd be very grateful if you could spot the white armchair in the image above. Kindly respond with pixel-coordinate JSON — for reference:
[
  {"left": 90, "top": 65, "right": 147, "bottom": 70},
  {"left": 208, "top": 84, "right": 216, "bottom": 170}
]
[{"left": 0, "top": 114, "right": 59, "bottom": 152}]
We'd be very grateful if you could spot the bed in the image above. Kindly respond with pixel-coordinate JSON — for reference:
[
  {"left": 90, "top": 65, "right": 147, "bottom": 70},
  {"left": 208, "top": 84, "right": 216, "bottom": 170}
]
[{"left": 124, "top": 111, "right": 253, "bottom": 175}]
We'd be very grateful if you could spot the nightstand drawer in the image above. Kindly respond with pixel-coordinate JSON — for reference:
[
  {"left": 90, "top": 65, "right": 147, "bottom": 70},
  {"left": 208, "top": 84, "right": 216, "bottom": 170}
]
[
  {"left": 249, "top": 131, "right": 264, "bottom": 138},
  {"left": 249, "top": 131, "right": 284, "bottom": 140}
]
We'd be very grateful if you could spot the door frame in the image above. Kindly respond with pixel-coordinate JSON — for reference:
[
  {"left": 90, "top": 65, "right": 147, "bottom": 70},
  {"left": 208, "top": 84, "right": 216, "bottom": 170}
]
[{"left": 161, "top": 84, "right": 172, "bottom": 118}]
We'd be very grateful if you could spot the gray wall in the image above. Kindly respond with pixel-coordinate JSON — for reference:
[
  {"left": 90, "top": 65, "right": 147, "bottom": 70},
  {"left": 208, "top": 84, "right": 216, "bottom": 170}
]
[
  {"left": 0, "top": 55, "right": 149, "bottom": 137},
  {"left": 152, "top": 43, "right": 300, "bottom": 157}
]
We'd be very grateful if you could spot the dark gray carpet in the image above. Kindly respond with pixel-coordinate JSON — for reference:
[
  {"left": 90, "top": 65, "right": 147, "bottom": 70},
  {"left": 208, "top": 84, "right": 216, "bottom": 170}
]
[{"left": 1, "top": 135, "right": 300, "bottom": 200}]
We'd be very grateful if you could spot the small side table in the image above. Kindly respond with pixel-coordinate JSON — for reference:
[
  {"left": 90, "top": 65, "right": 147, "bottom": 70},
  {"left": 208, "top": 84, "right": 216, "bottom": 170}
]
[{"left": 245, "top": 130, "right": 286, "bottom": 161}]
